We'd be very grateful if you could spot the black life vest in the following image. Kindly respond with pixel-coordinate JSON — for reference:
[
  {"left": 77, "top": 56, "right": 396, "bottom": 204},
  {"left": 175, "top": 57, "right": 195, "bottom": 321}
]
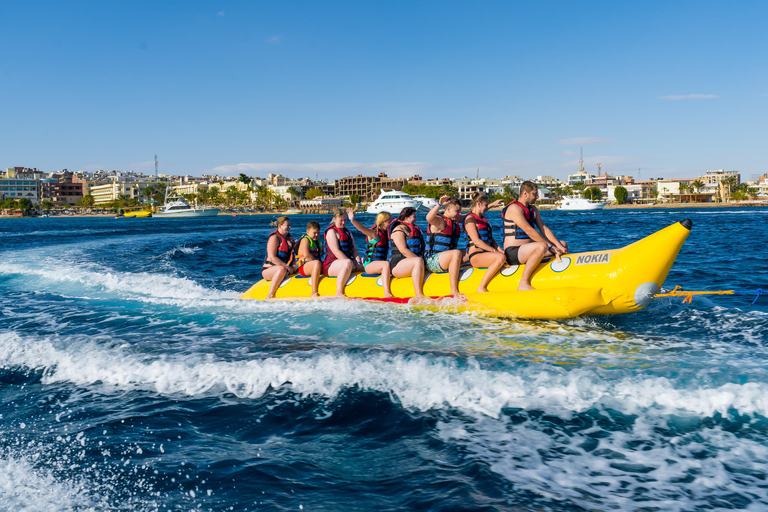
[
  {"left": 502, "top": 200, "right": 538, "bottom": 240},
  {"left": 427, "top": 215, "right": 461, "bottom": 256},
  {"left": 323, "top": 224, "right": 354, "bottom": 260},
  {"left": 464, "top": 212, "right": 496, "bottom": 249},
  {"left": 294, "top": 234, "right": 322, "bottom": 261},
  {"left": 388, "top": 220, "right": 425, "bottom": 260},
  {"left": 263, "top": 230, "right": 295, "bottom": 267},
  {"left": 365, "top": 225, "right": 389, "bottom": 262}
]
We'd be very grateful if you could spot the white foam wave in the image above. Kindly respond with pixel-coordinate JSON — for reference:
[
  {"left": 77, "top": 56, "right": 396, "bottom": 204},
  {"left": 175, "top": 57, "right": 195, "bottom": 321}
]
[
  {"left": 3, "top": 332, "right": 768, "bottom": 420},
  {"left": 0, "top": 260, "right": 238, "bottom": 302},
  {"left": 0, "top": 452, "right": 110, "bottom": 511},
  {"left": 440, "top": 413, "right": 768, "bottom": 511}
]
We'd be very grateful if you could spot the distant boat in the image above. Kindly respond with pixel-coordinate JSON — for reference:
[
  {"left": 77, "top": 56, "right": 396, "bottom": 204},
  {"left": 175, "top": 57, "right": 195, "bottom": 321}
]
[
  {"left": 154, "top": 183, "right": 219, "bottom": 218},
  {"left": 284, "top": 208, "right": 302, "bottom": 215},
  {"left": 116, "top": 207, "right": 152, "bottom": 218},
  {"left": 411, "top": 195, "right": 440, "bottom": 212},
  {"left": 366, "top": 189, "right": 421, "bottom": 215},
  {"left": 556, "top": 197, "right": 608, "bottom": 211}
]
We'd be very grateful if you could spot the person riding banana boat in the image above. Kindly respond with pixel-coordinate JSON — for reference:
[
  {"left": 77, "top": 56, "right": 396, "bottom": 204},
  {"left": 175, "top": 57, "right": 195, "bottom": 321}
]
[
  {"left": 463, "top": 193, "right": 506, "bottom": 293},
  {"left": 323, "top": 208, "right": 364, "bottom": 297},
  {"left": 502, "top": 180, "right": 569, "bottom": 291},
  {"left": 261, "top": 216, "right": 296, "bottom": 299},
  {"left": 347, "top": 208, "right": 394, "bottom": 298},
  {"left": 424, "top": 196, "right": 467, "bottom": 298},
  {"left": 388, "top": 207, "right": 427, "bottom": 301},
  {"left": 294, "top": 220, "right": 324, "bottom": 297}
]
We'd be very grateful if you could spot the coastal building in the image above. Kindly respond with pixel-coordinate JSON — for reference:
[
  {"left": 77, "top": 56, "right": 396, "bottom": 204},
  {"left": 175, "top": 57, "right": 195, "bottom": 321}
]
[
  {"left": 40, "top": 171, "right": 85, "bottom": 206},
  {"left": 335, "top": 173, "right": 410, "bottom": 200},
  {"left": 88, "top": 181, "right": 156, "bottom": 205},
  {"left": 697, "top": 169, "right": 741, "bottom": 202},
  {"left": 756, "top": 174, "right": 768, "bottom": 198},
  {"left": 0, "top": 176, "right": 40, "bottom": 203}
]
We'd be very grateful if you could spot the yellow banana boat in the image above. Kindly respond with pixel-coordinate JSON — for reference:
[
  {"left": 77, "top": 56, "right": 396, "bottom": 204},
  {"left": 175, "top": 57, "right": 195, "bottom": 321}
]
[{"left": 241, "top": 219, "right": 692, "bottom": 319}]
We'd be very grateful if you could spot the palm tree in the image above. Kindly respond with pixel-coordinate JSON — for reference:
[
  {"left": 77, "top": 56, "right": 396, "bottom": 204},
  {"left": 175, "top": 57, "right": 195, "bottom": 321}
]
[
  {"left": 722, "top": 176, "right": 738, "bottom": 201},
  {"left": 225, "top": 186, "right": 240, "bottom": 206},
  {"left": 692, "top": 179, "right": 704, "bottom": 193}
]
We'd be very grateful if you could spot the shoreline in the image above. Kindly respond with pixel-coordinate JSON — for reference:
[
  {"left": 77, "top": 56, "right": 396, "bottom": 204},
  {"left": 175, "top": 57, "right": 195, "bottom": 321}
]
[{"left": 2, "top": 201, "right": 767, "bottom": 219}]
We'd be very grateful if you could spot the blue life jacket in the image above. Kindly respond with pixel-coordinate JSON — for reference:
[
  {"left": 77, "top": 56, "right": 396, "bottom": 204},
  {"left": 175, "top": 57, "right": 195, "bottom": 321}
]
[
  {"left": 502, "top": 200, "right": 538, "bottom": 240},
  {"left": 388, "top": 220, "right": 425, "bottom": 260},
  {"left": 263, "top": 230, "right": 295, "bottom": 267},
  {"left": 427, "top": 215, "right": 461, "bottom": 256},
  {"left": 295, "top": 234, "right": 322, "bottom": 260},
  {"left": 323, "top": 225, "right": 354, "bottom": 260},
  {"left": 464, "top": 213, "right": 496, "bottom": 249},
  {"left": 365, "top": 225, "right": 389, "bottom": 262}
]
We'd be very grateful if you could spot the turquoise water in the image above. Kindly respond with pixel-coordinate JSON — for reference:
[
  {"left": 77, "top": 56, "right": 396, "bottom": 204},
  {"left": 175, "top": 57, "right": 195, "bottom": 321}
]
[{"left": 1, "top": 208, "right": 767, "bottom": 511}]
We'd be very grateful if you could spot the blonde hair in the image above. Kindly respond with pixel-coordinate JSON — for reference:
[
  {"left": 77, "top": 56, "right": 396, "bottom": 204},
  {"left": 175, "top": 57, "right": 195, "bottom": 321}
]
[
  {"left": 332, "top": 208, "right": 346, "bottom": 221},
  {"left": 271, "top": 216, "right": 290, "bottom": 228},
  {"left": 469, "top": 193, "right": 489, "bottom": 210},
  {"left": 375, "top": 212, "right": 392, "bottom": 230}
]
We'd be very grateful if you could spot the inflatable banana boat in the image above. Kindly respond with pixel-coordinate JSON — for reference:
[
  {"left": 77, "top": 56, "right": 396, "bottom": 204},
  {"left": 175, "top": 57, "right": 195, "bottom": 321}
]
[{"left": 241, "top": 219, "right": 692, "bottom": 319}]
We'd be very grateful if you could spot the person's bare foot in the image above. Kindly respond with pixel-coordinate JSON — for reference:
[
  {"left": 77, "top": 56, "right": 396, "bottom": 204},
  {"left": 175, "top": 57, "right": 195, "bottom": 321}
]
[
  {"left": 408, "top": 294, "right": 428, "bottom": 305},
  {"left": 310, "top": 292, "right": 320, "bottom": 298},
  {"left": 451, "top": 292, "right": 468, "bottom": 302},
  {"left": 333, "top": 293, "right": 346, "bottom": 298},
  {"left": 477, "top": 287, "right": 489, "bottom": 293},
  {"left": 517, "top": 283, "right": 535, "bottom": 291},
  {"left": 383, "top": 293, "right": 394, "bottom": 298}
]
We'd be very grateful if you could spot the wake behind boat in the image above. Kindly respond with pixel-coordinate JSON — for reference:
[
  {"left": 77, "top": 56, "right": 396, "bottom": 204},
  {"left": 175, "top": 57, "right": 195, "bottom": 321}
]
[
  {"left": 242, "top": 219, "right": 692, "bottom": 319},
  {"left": 366, "top": 189, "right": 421, "bottom": 214}
]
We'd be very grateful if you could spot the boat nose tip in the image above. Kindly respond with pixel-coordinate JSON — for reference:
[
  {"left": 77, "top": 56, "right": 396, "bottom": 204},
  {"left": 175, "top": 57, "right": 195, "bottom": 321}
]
[{"left": 679, "top": 218, "right": 693, "bottom": 230}]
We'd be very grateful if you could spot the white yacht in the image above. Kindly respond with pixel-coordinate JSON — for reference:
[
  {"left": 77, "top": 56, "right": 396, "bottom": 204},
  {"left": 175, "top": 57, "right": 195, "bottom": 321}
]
[
  {"left": 411, "top": 195, "right": 440, "bottom": 212},
  {"left": 556, "top": 197, "right": 608, "bottom": 211},
  {"left": 366, "top": 189, "right": 421, "bottom": 215},
  {"left": 154, "top": 183, "right": 219, "bottom": 218}
]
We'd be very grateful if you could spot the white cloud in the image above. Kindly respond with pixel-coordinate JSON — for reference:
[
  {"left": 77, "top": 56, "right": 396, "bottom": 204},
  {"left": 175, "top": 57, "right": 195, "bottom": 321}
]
[
  {"left": 555, "top": 137, "right": 613, "bottom": 145},
  {"left": 562, "top": 150, "right": 576, "bottom": 156},
  {"left": 129, "top": 160, "right": 155, "bottom": 171},
  {"left": 266, "top": 35, "right": 282, "bottom": 44},
  {"left": 216, "top": 11, "right": 225, "bottom": 16},
  {"left": 659, "top": 94, "right": 719, "bottom": 100}
]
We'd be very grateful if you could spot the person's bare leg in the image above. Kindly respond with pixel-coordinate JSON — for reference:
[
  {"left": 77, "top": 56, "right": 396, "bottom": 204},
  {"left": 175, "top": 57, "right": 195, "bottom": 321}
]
[
  {"left": 516, "top": 242, "right": 548, "bottom": 291},
  {"left": 262, "top": 266, "right": 287, "bottom": 299},
  {"left": 392, "top": 257, "right": 425, "bottom": 298},
  {"left": 307, "top": 260, "right": 322, "bottom": 296},
  {"left": 365, "top": 260, "right": 393, "bottom": 298},
  {"left": 469, "top": 251, "right": 505, "bottom": 293},
  {"left": 439, "top": 250, "right": 465, "bottom": 298}
]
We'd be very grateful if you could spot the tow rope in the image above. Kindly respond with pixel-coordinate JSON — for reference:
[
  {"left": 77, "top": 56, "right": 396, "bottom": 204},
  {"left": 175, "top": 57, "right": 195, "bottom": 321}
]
[{"left": 655, "top": 285, "right": 764, "bottom": 306}]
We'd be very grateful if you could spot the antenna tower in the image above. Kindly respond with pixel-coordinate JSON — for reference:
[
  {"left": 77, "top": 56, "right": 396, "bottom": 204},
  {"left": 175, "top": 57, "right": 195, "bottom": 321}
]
[
  {"left": 579, "top": 148, "right": 584, "bottom": 172},
  {"left": 597, "top": 162, "right": 602, "bottom": 174},
  {"left": 154, "top": 154, "right": 158, "bottom": 177},
  {"left": 476, "top": 167, "right": 480, "bottom": 180}
]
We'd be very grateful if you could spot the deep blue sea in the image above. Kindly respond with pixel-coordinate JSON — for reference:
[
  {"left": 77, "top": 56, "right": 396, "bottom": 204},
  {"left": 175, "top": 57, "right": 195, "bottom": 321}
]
[{"left": 1, "top": 208, "right": 767, "bottom": 511}]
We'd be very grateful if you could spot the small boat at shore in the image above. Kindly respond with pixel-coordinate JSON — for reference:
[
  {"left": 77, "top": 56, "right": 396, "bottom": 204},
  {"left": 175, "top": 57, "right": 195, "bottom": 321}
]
[
  {"left": 116, "top": 207, "right": 152, "bottom": 218},
  {"left": 241, "top": 219, "right": 692, "bottom": 319}
]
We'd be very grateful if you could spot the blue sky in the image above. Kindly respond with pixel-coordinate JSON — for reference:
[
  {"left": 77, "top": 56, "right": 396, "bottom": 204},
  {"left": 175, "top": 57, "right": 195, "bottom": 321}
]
[{"left": 1, "top": 1, "right": 766, "bottom": 181}]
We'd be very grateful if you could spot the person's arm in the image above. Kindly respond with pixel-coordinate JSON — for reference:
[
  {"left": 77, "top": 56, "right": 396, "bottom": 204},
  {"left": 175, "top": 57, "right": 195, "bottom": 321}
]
[
  {"left": 391, "top": 228, "right": 418, "bottom": 258},
  {"left": 265, "top": 235, "right": 291, "bottom": 269},
  {"left": 488, "top": 199, "right": 504, "bottom": 209},
  {"left": 349, "top": 236, "right": 363, "bottom": 268},
  {"left": 535, "top": 212, "right": 567, "bottom": 254},
  {"left": 464, "top": 218, "right": 499, "bottom": 253},
  {"left": 426, "top": 196, "right": 448, "bottom": 231},
  {"left": 297, "top": 237, "right": 315, "bottom": 261},
  {"left": 326, "top": 230, "right": 350, "bottom": 260},
  {"left": 510, "top": 207, "right": 562, "bottom": 257},
  {"left": 347, "top": 208, "right": 375, "bottom": 238}
]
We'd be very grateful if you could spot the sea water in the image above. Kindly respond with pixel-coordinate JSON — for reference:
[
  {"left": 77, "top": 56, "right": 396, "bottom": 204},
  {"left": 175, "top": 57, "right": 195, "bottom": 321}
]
[{"left": 1, "top": 208, "right": 767, "bottom": 511}]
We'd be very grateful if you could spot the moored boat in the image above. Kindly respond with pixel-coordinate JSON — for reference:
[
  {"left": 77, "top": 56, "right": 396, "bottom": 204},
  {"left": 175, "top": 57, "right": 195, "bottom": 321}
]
[
  {"left": 366, "top": 189, "right": 421, "bottom": 215},
  {"left": 557, "top": 197, "right": 608, "bottom": 210},
  {"left": 241, "top": 219, "right": 693, "bottom": 319},
  {"left": 411, "top": 195, "right": 440, "bottom": 212},
  {"left": 154, "top": 182, "right": 219, "bottom": 218}
]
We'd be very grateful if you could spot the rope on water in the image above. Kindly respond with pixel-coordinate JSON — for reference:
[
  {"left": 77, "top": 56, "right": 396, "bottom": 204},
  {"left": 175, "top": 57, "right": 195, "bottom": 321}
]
[{"left": 655, "top": 285, "right": 764, "bottom": 306}]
